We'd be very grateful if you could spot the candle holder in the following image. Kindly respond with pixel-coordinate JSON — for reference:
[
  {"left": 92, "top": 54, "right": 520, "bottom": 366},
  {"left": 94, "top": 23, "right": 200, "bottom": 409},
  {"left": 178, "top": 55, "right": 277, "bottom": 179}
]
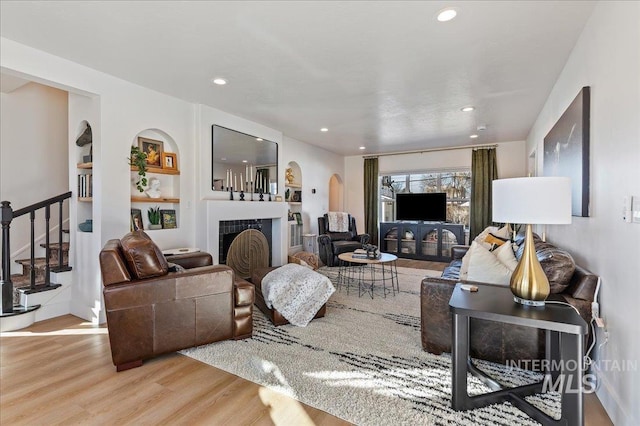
[
  {"left": 259, "top": 189, "right": 264, "bottom": 201},
  {"left": 268, "top": 192, "right": 272, "bottom": 202},
  {"left": 229, "top": 187, "right": 234, "bottom": 201},
  {"left": 240, "top": 190, "right": 245, "bottom": 201}
]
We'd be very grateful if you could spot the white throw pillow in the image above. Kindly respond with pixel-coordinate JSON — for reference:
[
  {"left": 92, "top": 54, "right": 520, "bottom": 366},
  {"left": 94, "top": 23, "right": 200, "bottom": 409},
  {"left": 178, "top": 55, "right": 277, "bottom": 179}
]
[
  {"left": 494, "top": 240, "right": 518, "bottom": 271},
  {"left": 472, "top": 225, "right": 511, "bottom": 250},
  {"left": 473, "top": 226, "right": 499, "bottom": 249},
  {"left": 459, "top": 241, "right": 482, "bottom": 280},
  {"left": 493, "top": 224, "right": 512, "bottom": 240},
  {"left": 466, "top": 242, "right": 514, "bottom": 286}
]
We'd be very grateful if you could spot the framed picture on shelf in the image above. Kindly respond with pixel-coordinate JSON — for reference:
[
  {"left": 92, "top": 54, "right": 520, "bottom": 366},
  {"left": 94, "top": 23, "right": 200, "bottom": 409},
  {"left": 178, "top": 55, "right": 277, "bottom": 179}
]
[
  {"left": 293, "top": 212, "right": 302, "bottom": 225},
  {"left": 160, "top": 209, "right": 177, "bottom": 229},
  {"left": 162, "top": 152, "right": 178, "bottom": 171},
  {"left": 131, "top": 208, "right": 144, "bottom": 231},
  {"left": 138, "top": 137, "right": 163, "bottom": 169}
]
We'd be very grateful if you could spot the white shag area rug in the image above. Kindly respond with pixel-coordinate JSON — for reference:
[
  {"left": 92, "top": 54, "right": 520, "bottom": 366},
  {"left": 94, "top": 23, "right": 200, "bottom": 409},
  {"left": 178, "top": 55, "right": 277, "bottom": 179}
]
[{"left": 182, "top": 266, "right": 559, "bottom": 425}]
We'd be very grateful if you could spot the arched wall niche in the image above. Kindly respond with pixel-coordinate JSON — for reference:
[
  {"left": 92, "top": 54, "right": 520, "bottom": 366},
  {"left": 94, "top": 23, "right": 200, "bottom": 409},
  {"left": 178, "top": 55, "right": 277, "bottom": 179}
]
[
  {"left": 286, "top": 161, "right": 302, "bottom": 187},
  {"left": 129, "top": 128, "right": 181, "bottom": 231},
  {"left": 133, "top": 128, "right": 179, "bottom": 156},
  {"left": 75, "top": 120, "right": 93, "bottom": 164},
  {"left": 328, "top": 173, "right": 344, "bottom": 212}
]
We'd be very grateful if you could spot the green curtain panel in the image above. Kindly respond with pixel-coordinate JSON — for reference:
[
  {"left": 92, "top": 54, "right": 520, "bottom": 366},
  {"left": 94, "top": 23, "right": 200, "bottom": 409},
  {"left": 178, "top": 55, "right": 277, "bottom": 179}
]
[
  {"left": 364, "top": 157, "right": 379, "bottom": 246},
  {"left": 470, "top": 148, "right": 498, "bottom": 241}
]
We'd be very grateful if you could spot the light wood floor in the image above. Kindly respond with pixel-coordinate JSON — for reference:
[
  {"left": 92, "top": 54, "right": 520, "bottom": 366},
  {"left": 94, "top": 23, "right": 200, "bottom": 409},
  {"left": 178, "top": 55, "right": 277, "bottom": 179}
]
[
  {"left": 1, "top": 315, "right": 348, "bottom": 425},
  {"left": 2, "top": 296, "right": 612, "bottom": 425}
]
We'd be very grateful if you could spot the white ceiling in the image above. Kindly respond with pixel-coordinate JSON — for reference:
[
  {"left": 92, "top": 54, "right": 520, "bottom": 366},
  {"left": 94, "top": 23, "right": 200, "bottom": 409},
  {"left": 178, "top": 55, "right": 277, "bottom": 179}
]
[{"left": 0, "top": 1, "right": 595, "bottom": 156}]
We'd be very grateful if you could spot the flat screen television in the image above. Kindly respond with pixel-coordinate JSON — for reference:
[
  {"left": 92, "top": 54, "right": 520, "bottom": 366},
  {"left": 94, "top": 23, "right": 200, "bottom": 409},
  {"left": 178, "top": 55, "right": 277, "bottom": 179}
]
[{"left": 395, "top": 192, "right": 447, "bottom": 222}]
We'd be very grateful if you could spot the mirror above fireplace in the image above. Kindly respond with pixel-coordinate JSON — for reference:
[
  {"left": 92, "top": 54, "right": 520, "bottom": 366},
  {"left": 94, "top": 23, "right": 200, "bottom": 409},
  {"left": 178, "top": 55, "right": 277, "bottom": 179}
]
[{"left": 212, "top": 125, "right": 278, "bottom": 194}]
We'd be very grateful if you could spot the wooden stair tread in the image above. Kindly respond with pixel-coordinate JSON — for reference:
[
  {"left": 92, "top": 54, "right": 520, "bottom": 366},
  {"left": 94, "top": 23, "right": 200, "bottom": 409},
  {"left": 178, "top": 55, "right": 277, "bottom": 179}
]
[
  {"left": 15, "top": 257, "right": 69, "bottom": 267},
  {"left": 39, "top": 242, "right": 69, "bottom": 250},
  {"left": 16, "top": 283, "right": 63, "bottom": 294},
  {"left": 10, "top": 274, "right": 44, "bottom": 287}
]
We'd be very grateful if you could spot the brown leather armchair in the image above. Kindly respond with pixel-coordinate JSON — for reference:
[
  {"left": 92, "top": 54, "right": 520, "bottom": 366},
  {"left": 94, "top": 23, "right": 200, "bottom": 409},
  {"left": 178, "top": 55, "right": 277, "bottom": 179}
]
[
  {"left": 317, "top": 214, "right": 370, "bottom": 267},
  {"left": 99, "top": 231, "right": 254, "bottom": 371}
]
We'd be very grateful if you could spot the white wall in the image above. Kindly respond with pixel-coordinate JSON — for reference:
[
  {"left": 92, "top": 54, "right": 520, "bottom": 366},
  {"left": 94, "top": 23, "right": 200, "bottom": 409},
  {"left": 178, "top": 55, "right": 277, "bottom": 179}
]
[
  {"left": 344, "top": 141, "right": 526, "bottom": 235},
  {"left": 525, "top": 3, "right": 640, "bottom": 424},
  {"left": 0, "top": 82, "right": 68, "bottom": 268},
  {"left": 2, "top": 37, "right": 197, "bottom": 322},
  {"left": 195, "top": 104, "right": 287, "bottom": 264},
  {"left": 1, "top": 37, "right": 347, "bottom": 317},
  {"left": 68, "top": 92, "right": 101, "bottom": 322},
  {"left": 282, "top": 136, "right": 345, "bottom": 235}
]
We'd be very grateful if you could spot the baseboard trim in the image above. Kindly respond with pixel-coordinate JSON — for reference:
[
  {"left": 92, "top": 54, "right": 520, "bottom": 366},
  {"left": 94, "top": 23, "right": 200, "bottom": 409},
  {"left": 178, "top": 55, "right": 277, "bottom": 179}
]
[{"left": 595, "top": 370, "right": 633, "bottom": 425}]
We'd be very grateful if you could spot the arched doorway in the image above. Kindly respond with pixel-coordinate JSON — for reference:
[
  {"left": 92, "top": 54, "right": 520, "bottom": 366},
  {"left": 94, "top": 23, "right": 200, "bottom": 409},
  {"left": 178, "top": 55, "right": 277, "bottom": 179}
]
[{"left": 328, "top": 174, "right": 343, "bottom": 212}]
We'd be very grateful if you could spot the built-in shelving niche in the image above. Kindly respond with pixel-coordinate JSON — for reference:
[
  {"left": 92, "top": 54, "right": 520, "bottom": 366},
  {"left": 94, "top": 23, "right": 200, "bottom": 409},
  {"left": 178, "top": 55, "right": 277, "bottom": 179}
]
[
  {"left": 130, "top": 129, "right": 180, "bottom": 232},
  {"left": 75, "top": 120, "right": 93, "bottom": 227}
]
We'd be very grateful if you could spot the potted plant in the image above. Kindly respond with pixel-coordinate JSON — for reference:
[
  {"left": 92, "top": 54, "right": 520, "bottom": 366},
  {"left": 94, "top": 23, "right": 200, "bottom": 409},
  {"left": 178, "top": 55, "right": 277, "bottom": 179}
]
[
  {"left": 129, "top": 146, "right": 148, "bottom": 192},
  {"left": 147, "top": 206, "right": 162, "bottom": 230}
]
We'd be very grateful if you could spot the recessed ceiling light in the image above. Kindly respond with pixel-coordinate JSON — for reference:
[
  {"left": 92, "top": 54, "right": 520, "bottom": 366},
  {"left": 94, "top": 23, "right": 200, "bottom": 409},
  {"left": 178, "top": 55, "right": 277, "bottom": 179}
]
[
  {"left": 221, "top": 157, "right": 227, "bottom": 161},
  {"left": 320, "top": 128, "right": 329, "bottom": 132},
  {"left": 437, "top": 8, "right": 457, "bottom": 22},
  {"left": 359, "top": 146, "right": 366, "bottom": 150},
  {"left": 242, "top": 160, "right": 248, "bottom": 163},
  {"left": 470, "top": 134, "right": 479, "bottom": 139},
  {"left": 256, "top": 138, "right": 263, "bottom": 141},
  {"left": 461, "top": 106, "right": 475, "bottom": 112},
  {"left": 212, "top": 78, "right": 227, "bottom": 85}
]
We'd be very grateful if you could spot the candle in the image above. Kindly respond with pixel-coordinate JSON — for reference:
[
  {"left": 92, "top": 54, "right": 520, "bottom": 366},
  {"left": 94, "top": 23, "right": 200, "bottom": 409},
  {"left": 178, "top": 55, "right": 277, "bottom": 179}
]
[
  {"left": 234, "top": 173, "right": 237, "bottom": 190},
  {"left": 240, "top": 173, "right": 243, "bottom": 191},
  {"left": 250, "top": 165, "right": 253, "bottom": 182},
  {"left": 226, "top": 169, "right": 229, "bottom": 188}
]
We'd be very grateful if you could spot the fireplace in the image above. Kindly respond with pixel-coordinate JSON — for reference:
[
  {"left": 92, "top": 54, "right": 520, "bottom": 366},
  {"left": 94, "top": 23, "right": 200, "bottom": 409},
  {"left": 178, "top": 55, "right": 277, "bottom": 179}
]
[
  {"left": 219, "top": 219, "right": 272, "bottom": 265},
  {"left": 203, "top": 200, "right": 287, "bottom": 267}
]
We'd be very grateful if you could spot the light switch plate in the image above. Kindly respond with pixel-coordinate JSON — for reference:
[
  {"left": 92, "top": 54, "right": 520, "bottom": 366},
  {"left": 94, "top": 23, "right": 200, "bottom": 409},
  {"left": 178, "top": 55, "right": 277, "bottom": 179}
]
[{"left": 632, "top": 196, "right": 640, "bottom": 224}]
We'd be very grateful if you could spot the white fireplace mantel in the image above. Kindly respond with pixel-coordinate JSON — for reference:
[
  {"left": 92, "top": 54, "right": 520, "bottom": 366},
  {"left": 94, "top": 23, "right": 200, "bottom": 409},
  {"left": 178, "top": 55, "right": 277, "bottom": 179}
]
[{"left": 205, "top": 200, "right": 288, "bottom": 265}]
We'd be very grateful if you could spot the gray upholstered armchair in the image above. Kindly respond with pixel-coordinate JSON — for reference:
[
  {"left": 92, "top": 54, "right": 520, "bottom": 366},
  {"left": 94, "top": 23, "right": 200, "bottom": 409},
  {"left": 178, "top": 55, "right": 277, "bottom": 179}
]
[{"left": 317, "top": 214, "right": 370, "bottom": 267}]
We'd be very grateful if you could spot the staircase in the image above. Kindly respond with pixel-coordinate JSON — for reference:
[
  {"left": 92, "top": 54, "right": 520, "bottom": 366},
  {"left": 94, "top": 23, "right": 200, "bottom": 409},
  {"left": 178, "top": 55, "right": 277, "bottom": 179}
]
[
  {"left": 11, "top": 241, "right": 71, "bottom": 304},
  {"left": 1, "top": 192, "right": 72, "bottom": 330}
]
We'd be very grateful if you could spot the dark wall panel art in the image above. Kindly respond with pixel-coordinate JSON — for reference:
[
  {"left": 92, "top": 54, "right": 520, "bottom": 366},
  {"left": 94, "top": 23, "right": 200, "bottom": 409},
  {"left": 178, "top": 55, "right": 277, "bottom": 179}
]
[{"left": 543, "top": 86, "right": 590, "bottom": 217}]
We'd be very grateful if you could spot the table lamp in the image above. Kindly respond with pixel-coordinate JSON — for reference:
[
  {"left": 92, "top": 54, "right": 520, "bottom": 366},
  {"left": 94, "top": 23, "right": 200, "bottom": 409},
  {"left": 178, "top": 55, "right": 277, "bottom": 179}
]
[{"left": 492, "top": 177, "right": 572, "bottom": 306}]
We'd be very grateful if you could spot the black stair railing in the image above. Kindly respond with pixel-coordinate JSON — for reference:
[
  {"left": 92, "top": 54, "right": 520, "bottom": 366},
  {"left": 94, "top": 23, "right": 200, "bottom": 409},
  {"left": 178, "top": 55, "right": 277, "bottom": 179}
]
[{"left": 1, "top": 191, "right": 72, "bottom": 314}]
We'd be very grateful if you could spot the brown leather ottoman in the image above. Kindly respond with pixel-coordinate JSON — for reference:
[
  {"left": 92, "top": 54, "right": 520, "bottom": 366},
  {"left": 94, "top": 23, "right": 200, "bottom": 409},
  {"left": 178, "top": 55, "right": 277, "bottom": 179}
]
[{"left": 251, "top": 266, "right": 327, "bottom": 326}]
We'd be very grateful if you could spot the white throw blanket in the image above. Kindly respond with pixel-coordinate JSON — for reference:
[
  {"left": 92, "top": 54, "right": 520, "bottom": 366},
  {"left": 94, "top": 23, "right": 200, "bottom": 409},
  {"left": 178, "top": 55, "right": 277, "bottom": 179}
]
[
  {"left": 327, "top": 212, "right": 349, "bottom": 232},
  {"left": 261, "top": 263, "right": 335, "bottom": 327}
]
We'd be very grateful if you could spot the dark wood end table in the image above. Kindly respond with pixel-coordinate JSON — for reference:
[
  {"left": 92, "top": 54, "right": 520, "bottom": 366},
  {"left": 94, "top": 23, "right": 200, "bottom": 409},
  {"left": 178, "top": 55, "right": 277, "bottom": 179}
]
[{"left": 449, "top": 283, "right": 588, "bottom": 426}]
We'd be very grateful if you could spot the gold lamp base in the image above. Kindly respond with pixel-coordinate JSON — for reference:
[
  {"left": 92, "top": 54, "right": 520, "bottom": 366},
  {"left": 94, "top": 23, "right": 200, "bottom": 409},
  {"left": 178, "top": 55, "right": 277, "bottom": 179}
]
[{"left": 510, "top": 224, "right": 549, "bottom": 306}]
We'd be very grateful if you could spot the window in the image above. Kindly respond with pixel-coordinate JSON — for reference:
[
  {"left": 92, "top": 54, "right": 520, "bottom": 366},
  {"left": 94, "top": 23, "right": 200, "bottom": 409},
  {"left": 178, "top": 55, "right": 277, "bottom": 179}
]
[{"left": 380, "top": 170, "right": 471, "bottom": 227}]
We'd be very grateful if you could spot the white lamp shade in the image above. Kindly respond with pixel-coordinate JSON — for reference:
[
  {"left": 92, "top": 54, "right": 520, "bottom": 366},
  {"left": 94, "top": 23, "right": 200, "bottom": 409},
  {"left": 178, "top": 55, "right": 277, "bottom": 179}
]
[{"left": 492, "top": 177, "right": 572, "bottom": 224}]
